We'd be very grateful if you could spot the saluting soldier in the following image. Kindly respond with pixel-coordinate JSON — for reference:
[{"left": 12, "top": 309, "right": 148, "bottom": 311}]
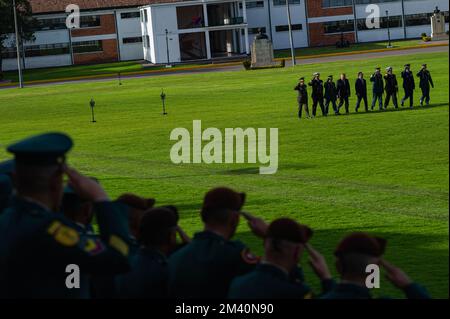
[
  {"left": 294, "top": 77, "right": 310, "bottom": 119},
  {"left": 324, "top": 75, "right": 338, "bottom": 115},
  {"left": 370, "top": 67, "right": 384, "bottom": 110},
  {"left": 321, "top": 232, "right": 430, "bottom": 299},
  {"left": 416, "top": 64, "right": 434, "bottom": 106},
  {"left": 355, "top": 72, "right": 368, "bottom": 112},
  {"left": 168, "top": 187, "right": 267, "bottom": 299},
  {"left": 116, "top": 207, "right": 179, "bottom": 299},
  {"left": 401, "top": 64, "right": 415, "bottom": 108},
  {"left": 0, "top": 133, "right": 131, "bottom": 298},
  {"left": 228, "top": 218, "right": 335, "bottom": 299},
  {"left": 308, "top": 72, "right": 326, "bottom": 117},
  {"left": 383, "top": 66, "right": 399, "bottom": 109},
  {"left": 337, "top": 73, "right": 351, "bottom": 114}
]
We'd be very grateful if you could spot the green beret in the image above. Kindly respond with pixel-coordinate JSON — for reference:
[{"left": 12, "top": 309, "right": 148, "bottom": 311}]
[{"left": 7, "top": 133, "right": 73, "bottom": 166}]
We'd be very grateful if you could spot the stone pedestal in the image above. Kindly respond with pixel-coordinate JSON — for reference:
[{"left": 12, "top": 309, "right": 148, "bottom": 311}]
[
  {"left": 431, "top": 9, "right": 448, "bottom": 41},
  {"left": 251, "top": 37, "right": 277, "bottom": 68}
]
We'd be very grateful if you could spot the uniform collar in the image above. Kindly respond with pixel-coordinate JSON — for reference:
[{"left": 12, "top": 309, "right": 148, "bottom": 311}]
[
  {"left": 257, "top": 263, "right": 290, "bottom": 280},
  {"left": 336, "top": 282, "right": 372, "bottom": 298},
  {"left": 194, "top": 230, "right": 227, "bottom": 242}
]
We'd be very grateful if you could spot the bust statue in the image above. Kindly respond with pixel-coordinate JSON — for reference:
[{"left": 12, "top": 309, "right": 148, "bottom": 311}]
[
  {"left": 255, "top": 28, "right": 268, "bottom": 40},
  {"left": 434, "top": 6, "right": 440, "bottom": 14}
]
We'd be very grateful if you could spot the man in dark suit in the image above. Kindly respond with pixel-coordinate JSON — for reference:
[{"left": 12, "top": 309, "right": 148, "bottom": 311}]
[
  {"left": 401, "top": 64, "right": 415, "bottom": 108},
  {"left": 383, "top": 66, "right": 399, "bottom": 109},
  {"left": 355, "top": 72, "right": 368, "bottom": 112},
  {"left": 416, "top": 64, "right": 434, "bottom": 106},
  {"left": 308, "top": 72, "right": 325, "bottom": 117},
  {"left": 324, "top": 75, "right": 338, "bottom": 115},
  {"left": 337, "top": 73, "right": 351, "bottom": 114}
]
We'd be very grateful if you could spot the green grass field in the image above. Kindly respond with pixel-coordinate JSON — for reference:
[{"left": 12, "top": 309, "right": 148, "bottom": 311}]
[{"left": 0, "top": 51, "right": 448, "bottom": 298}]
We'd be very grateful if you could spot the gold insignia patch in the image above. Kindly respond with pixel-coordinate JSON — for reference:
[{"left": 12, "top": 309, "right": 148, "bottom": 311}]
[
  {"left": 48, "top": 221, "right": 80, "bottom": 247},
  {"left": 241, "top": 248, "right": 259, "bottom": 264},
  {"left": 109, "top": 235, "right": 129, "bottom": 257},
  {"left": 84, "top": 238, "right": 105, "bottom": 255}
]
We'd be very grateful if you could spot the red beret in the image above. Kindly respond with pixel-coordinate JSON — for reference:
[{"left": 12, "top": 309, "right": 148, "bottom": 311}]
[
  {"left": 335, "top": 232, "right": 387, "bottom": 257},
  {"left": 266, "top": 218, "right": 313, "bottom": 244},
  {"left": 202, "top": 187, "right": 246, "bottom": 213},
  {"left": 117, "top": 193, "right": 155, "bottom": 210}
]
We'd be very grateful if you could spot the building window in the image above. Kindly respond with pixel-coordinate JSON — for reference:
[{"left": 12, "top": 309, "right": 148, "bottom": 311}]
[
  {"left": 322, "top": 0, "right": 352, "bottom": 8},
  {"left": 275, "top": 24, "right": 303, "bottom": 32},
  {"left": 323, "top": 20, "right": 354, "bottom": 34},
  {"left": 248, "top": 27, "right": 267, "bottom": 34},
  {"left": 179, "top": 32, "right": 207, "bottom": 61},
  {"left": 25, "top": 43, "right": 70, "bottom": 57},
  {"left": 123, "top": 37, "right": 143, "bottom": 44},
  {"left": 273, "top": 0, "right": 301, "bottom": 6},
  {"left": 144, "top": 10, "right": 148, "bottom": 23},
  {"left": 72, "top": 40, "right": 103, "bottom": 53},
  {"left": 143, "top": 35, "right": 150, "bottom": 48},
  {"left": 239, "top": 1, "right": 264, "bottom": 9},
  {"left": 80, "top": 15, "right": 101, "bottom": 28},
  {"left": 354, "top": 0, "right": 398, "bottom": 4},
  {"left": 357, "top": 15, "right": 402, "bottom": 30},
  {"left": 177, "top": 5, "right": 204, "bottom": 29},
  {"left": 33, "top": 18, "right": 67, "bottom": 31},
  {"left": 405, "top": 11, "right": 449, "bottom": 26},
  {"left": 121, "top": 12, "right": 140, "bottom": 19},
  {"left": 1, "top": 47, "right": 17, "bottom": 59}
]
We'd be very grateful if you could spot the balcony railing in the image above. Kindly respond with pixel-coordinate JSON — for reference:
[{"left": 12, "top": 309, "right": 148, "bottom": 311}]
[{"left": 209, "top": 17, "right": 244, "bottom": 27}]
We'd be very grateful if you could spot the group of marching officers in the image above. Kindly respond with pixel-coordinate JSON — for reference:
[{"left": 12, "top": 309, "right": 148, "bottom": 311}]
[{"left": 294, "top": 63, "right": 434, "bottom": 119}]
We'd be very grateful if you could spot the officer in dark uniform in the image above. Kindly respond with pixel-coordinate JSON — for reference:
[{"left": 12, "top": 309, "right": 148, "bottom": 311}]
[
  {"left": 117, "top": 207, "right": 178, "bottom": 299},
  {"left": 383, "top": 67, "right": 399, "bottom": 109},
  {"left": 228, "top": 218, "right": 335, "bottom": 299},
  {"left": 308, "top": 72, "right": 326, "bottom": 117},
  {"left": 337, "top": 73, "right": 351, "bottom": 114},
  {"left": 355, "top": 72, "right": 368, "bottom": 112},
  {"left": 416, "top": 64, "right": 434, "bottom": 106},
  {"left": 294, "top": 77, "right": 310, "bottom": 119},
  {"left": 370, "top": 67, "right": 384, "bottom": 110},
  {"left": 401, "top": 64, "right": 415, "bottom": 108},
  {"left": 321, "top": 232, "right": 430, "bottom": 299},
  {"left": 324, "top": 75, "right": 338, "bottom": 115},
  {"left": 0, "top": 133, "right": 131, "bottom": 298},
  {"left": 168, "top": 187, "right": 267, "bottom": 299}
]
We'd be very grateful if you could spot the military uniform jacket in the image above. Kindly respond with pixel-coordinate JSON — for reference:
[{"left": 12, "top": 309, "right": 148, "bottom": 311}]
[
  {"left": 116, "top": 247, "right": 169, "bottom": 299},
  {"left": 0, "top": 197, "right": 130, "bottom": 298},
  {"left": 384, "top": 74, "right": 398, "bottom": 93},
  {"left": 308, "top": 79, "right": 324, "bottom": 98},
  {"left": 337, "top": 79, "right": 351, "bottom": 98},
  {"left": 416, "top": 70, "right": 434, "bottom": 89},
  {"left": 370, "top": 73, "right": 384, "bottom": 94},
  {"left": 168, "top": 231, "right": 258, "bottom": 299},
  {"left": 355, "top": 78, "right": 367, "bottom": 97},
  {"left": 401, "top": 70, "right": 415, "bottom": 91},
  {"left": 294, "top": 83, "right": 308, "bottom": 104},
  {"left": 320, "top": 282, "right": 430, "bottom": 299},
  {"left": 228, "top": 263, "right": 334, "bottom": 299},
  {"left": 324, "top": 81, "right": 337, "bottom": 100}
]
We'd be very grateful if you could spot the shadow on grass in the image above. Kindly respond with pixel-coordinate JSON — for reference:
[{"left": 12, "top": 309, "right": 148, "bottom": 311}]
[
  {"left": 219, "top": 163, "right": 317, "bottom": 175},
  {"left": 319, "top": 102, "right": 448, "bottom": 118}
]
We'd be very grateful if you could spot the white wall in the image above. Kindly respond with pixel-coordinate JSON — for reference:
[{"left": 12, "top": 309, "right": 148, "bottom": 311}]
[
  {"left": 116, "top": 9, "right": 144, "bottom": 61},
  {"left": 3, "top": 54, "right": 72, "bottom": 71}
]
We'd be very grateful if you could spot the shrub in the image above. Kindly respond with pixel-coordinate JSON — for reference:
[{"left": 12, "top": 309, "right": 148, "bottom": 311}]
[
  {"left": 421, "top": 32, "right": 427, "bottom": 38},
  {"left": 243, "top": 60, "right": 251, "bottom": 70},
  {"left": 422, "top": 36, "right": 432, "bottom": 42}
]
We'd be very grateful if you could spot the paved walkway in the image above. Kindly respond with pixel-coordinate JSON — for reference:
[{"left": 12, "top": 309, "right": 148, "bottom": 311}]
[{"left": 1, "top": 44, "right": 448, "bottom": 90}]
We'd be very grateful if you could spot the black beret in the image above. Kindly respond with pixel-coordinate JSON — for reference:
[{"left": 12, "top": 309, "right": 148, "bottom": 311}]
[
  {"left": 7, "top": 133, "right": 73, "bottom": 166},
  {"left": 404, "top": 64, "right": 410, "bottom": 67},
  {"left": 335, "top": 232, "right": 387, "bottom": 257},
  {"left": 266, "top": 218, "right": 313, "bottom": 244},
  {"left": 202, "top": 187, "right": 246, "bottom": 213}
]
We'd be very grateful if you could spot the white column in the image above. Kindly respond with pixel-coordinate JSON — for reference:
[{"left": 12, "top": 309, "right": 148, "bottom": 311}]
[
  {"left": 242, "top": 0, "right": 249, "bottom": 54},
  {"left": 203, "top": 3, "right": 212, "bottom": 59}
]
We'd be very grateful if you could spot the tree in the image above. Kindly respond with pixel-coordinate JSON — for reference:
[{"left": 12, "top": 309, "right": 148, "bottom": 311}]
[{"left": 0, "top": 0, "right": 37, "bottom": 79}]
